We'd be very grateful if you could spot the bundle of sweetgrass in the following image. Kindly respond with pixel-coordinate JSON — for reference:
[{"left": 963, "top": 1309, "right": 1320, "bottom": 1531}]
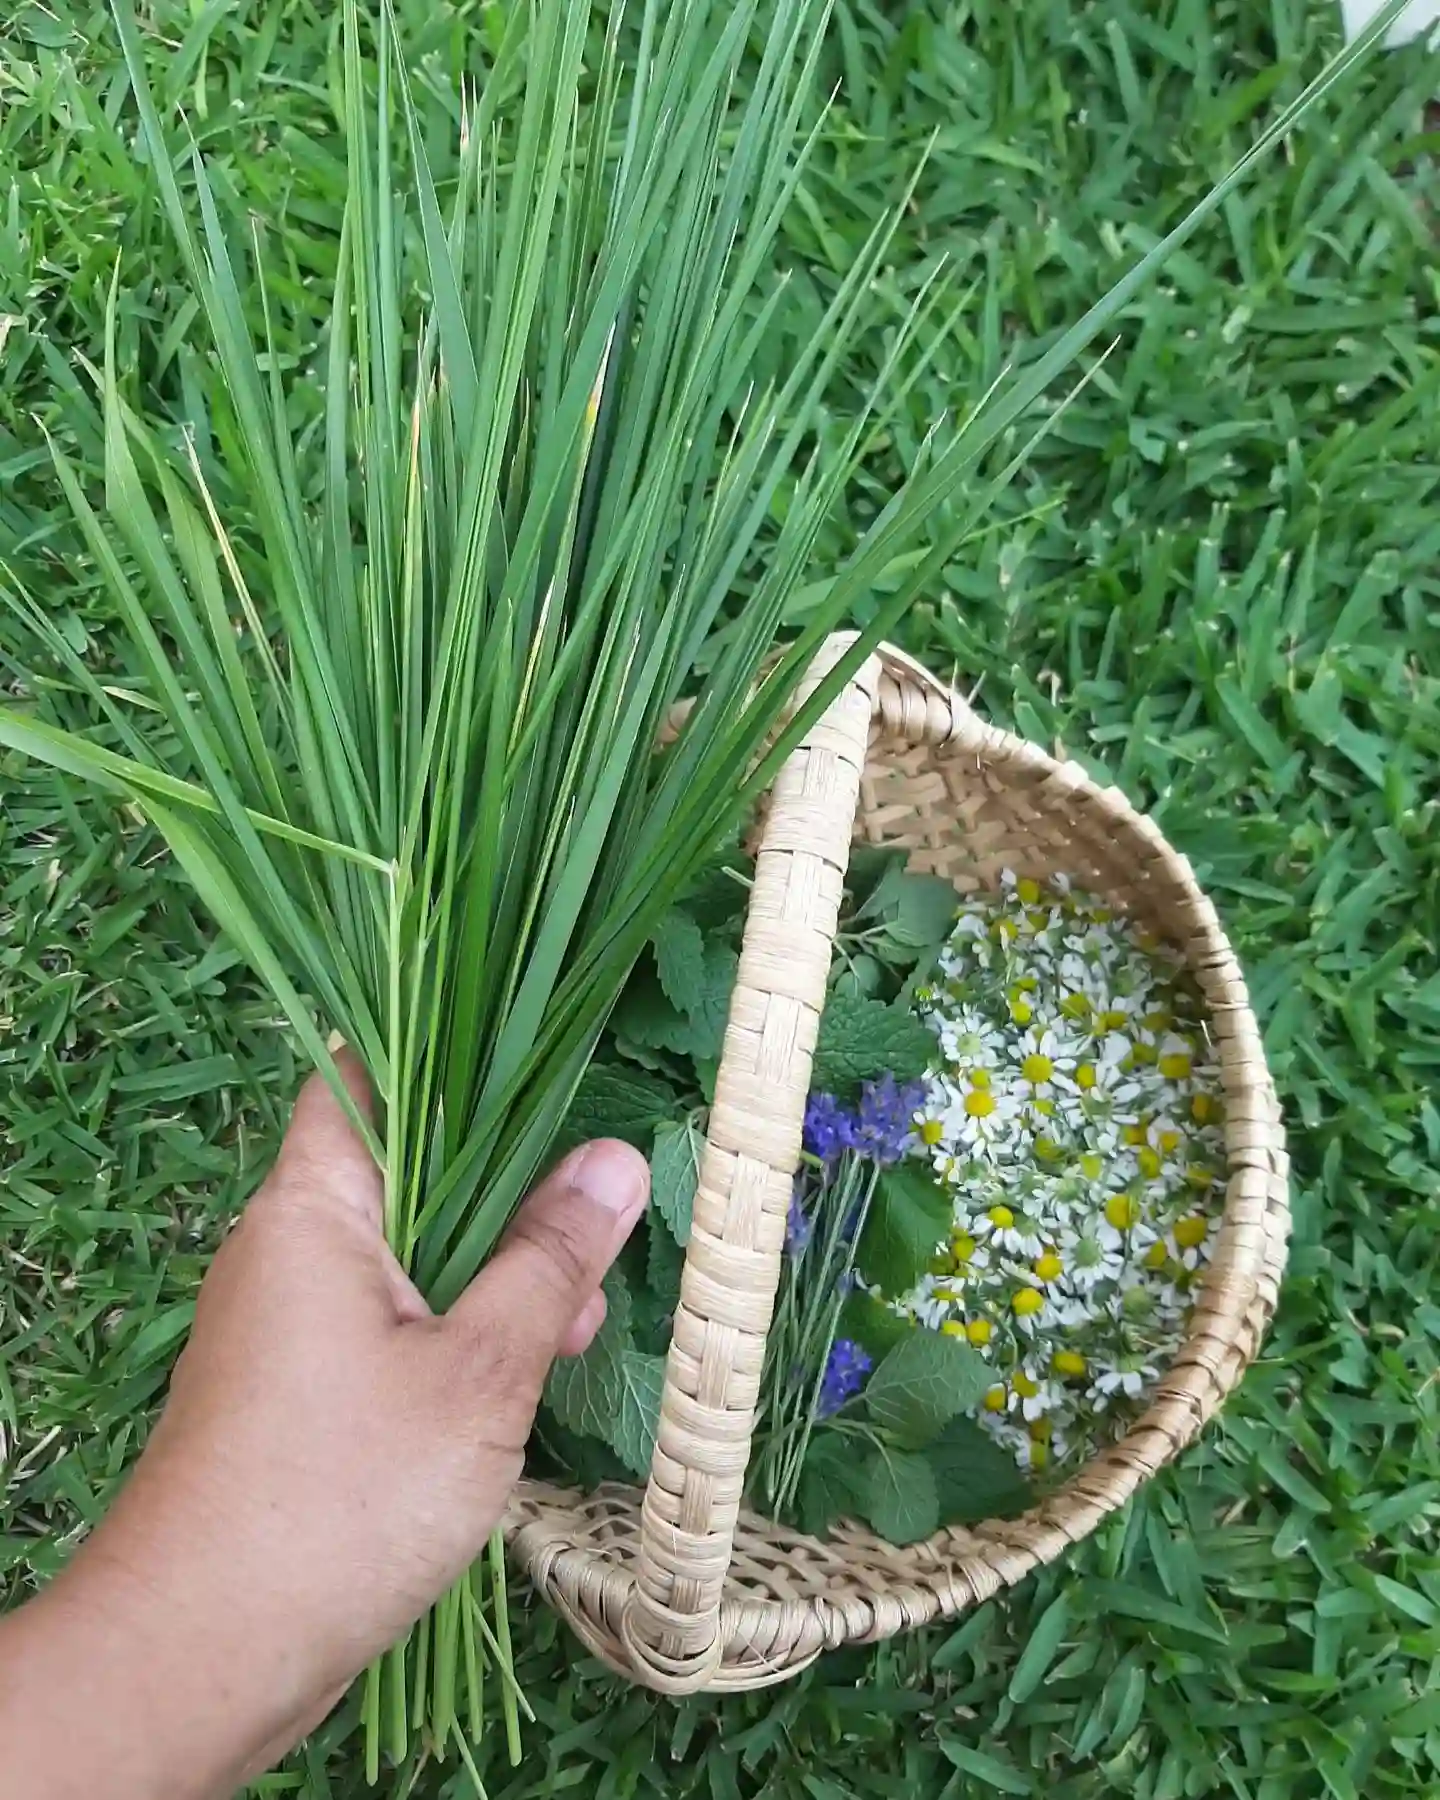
[{"left": 0, "top": 0, "right": 1397, "bottom": 1777}]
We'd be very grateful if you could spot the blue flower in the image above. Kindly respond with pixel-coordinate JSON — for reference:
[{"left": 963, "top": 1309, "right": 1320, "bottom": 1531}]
[
  {"left": 851, "top": 1073, "right": 924, "bottom": 1165},
  {"left": 785, "top": 1180, "right": 812, "bottom": 1256},
  {"left": 803, "top": 1092, "right": 856, "bottom": 1164},
  {"left": 816, "top": 1337, "right": 873, "bottom": 1417}
]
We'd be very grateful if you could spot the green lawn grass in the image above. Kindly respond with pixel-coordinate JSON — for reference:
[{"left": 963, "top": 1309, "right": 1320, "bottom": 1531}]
[{"left": 3, "top": 1, "right": 1440, "bottom": 1794}]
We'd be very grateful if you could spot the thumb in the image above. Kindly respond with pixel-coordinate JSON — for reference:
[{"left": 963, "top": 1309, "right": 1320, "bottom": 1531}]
[
  {"left": 447, "top": 1140, "right": 649, "bottom": 1386},
  {"left": 273, "top": 1048, "right": 382, "bottom": 1227}
]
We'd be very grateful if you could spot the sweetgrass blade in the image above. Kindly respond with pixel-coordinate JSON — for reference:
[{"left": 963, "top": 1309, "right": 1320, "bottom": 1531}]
[{"left": 0, "top": 0, "right": 1405, "bottom": 1776}]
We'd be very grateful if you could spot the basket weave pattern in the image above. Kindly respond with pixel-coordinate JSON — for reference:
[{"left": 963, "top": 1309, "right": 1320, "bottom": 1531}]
[{"left": 508, "top": 642, "right": 1290, "bottom": 1693}]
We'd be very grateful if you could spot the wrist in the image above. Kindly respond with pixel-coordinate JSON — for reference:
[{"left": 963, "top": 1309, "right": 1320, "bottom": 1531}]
[{"left": 0, "top": 1456, "right": 339, "bottom": 1800}]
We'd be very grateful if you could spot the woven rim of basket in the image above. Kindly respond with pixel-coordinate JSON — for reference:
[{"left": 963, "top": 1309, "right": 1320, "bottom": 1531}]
[{"left": 507, "top": 643, "right": 1290, "bottom": 1692}]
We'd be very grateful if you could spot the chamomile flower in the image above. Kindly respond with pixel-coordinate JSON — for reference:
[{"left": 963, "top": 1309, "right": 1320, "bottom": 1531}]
[{"left": 887, "top": 873, "right": 1226, "bottom": 1476}]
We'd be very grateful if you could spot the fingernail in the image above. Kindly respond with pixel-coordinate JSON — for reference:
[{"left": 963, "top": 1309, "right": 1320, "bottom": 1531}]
[
  {"left": 569, "top": 1139, "right": 649, "bottom": 1218},
  {"left": 327, "top": 1029, "right": 348, "bottom": 1052}
]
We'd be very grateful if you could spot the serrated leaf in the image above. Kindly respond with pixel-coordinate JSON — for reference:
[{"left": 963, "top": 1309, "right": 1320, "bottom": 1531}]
[
  {"left": 926, "top": 1417, "right": 1033, "bottom": 1525},
  {"left": 544, "top": 1269, "right": 633, "bottom": 1440},
  {"left": 650, "top": 1119, "right": 698, "bottom": 1245},
  {"left": 646, "top": 1217, "right": 685, "bottom": 1317},
  {"left": 812, "top": 993, "right": 935, "bottom": 1093},
  {"left": 864, "top": 1330, "right": 991, "bottom": 1447},
  {"left": 840, "top": 1290, "right": 914, "bottom": 1362},
  {"left": 856, "top": 1161, "right": 952, "bottom": 1297},
  {"left": 651, "top": 907, "right": 708, "bottom": 1016},
  {"left": 555, "top": 1063, "right": 678, "bottom": 1155},
  {"left": 860, "top": 864, "right": 958, "bottom": 950},
  {"left": 609, "top": 1349, "right": 666, "bottom": 1476},
  {"left": 798, "top": 1432, "right": 865, "bottom": 1537},
  {"left": 863, "top": 1447, "right": 939, "bottom": 1546}
]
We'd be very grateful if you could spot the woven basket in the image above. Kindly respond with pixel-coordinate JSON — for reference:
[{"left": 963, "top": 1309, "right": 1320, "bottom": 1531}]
[{"left": 507, "top": 638, "right": 1290, "bottom": 1694}]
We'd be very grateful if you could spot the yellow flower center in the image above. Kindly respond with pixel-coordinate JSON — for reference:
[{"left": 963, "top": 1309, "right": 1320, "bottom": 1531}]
[
  {"left": 940, "top": 1320, "right": 966, "bottom": 1339},
  {"left": 983, "top": 1385, "right": 1007, "bottom": 1413},
  {"left": 987, "top": 1206, "right": 1014, "bottom": 1229},
  {"left": 951, "top": 1232, "right": 976, "bottom": 1264},
  {"left": 1143, "top": 1239, "right": 1169, "bottom": 1271},
  {"left": 965, "top": 1318, "right": 993, "bottom": 1346},
  {"left": 1191, "top": 1092, "right": 1217, "bottom": 1124},
  {"left": 1052, "top": 1350, "right": 1087, "bottom": 1379},
  {"left": 1033, "top": 1097, "right": 1055, "bottom": 1117},
  {"left": 1129, "top": 1040, "right": 1157, "bottom": 1065},
  {"left": 1012, "top": 1287, "right": 1045, "bottom": 1317},
  {"left": 1137, "top": 1147, "right": 1162, "bottom": 1181},
  {"left": 1028, "top": 1414, "right": 1052, "bottom": 1441},
  {"left": 965, "top": 1090, "right": 997, "bottom": 1118},
  {"left": 1011, "top": 999, "right": 1033, "bottom": 1025},
  {"left": 1034, "top": 1135, "right": 1061, "bottom": 1161},
  {"left": 1186, "top": 1163, "right": 1217, "bottom": 1190},
  {"left": 1159, "top": 1051, "right": 1193, "bottom": 1080},
  {"left": 1076, "top": 1062, "right": 1097, "bottom": 1090},
  {"left": 927, "top": 1251, "right": 955, "bottom": 1277},
  {"left": 1123, "top": 1122, "right": 1149, "bottom": 1148},
  {"left": 1012, "top": 1371, "right": 1040, "bottom": 1398},
  {"left": 970, "top": 1067, "right": 992, "bottom": 1090},
  {"left": 1080, "top": 1151, "right": 1104, "bottom": 1182},
  {"left": 920, "top": 1118, "right": 945, "bottom": 1145},
  {"left": 1029, "top": 1439, "right": 1049, "bottom": 1470},
  {"left": 1174, "top": 1214, "right": 1209, "bottom": 1250},
  {"left": 1022, "top": 1053, "right": 1054, "bottom": 1084},
  {"left": 1034, "top": 1252, "right": 1064, "bottom": 1284},
  {"left": 1104, "top": 1193, "right": 1141, "bottom": 1231},
  {"left": 1141, "top": 1010, "right": 1172, "bottom": 1032},
  {"left": 1017, "top": 877, "right": 1042, "bottom": 905},
  {"left": 1099, "top": 1008, "right": 1127, "bottom": 1032},
  {"left": 1159, "top": 1130, "right": 1181, "bottom": 1154}
]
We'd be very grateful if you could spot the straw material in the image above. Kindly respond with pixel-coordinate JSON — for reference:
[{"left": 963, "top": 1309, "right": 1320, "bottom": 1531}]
[{"left": 507, "top": 639, "right": 1290, "bottom": 1694}]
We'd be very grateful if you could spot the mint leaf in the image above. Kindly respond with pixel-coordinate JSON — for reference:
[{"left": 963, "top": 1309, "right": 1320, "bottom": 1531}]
[
  {"left": 544, "top": 1269, "right": 632, "bottom": 1439},
  {"left": 862, "top": 867, "right": 959, "bottom": 950},
  {"left": 863, "top": 1448, "right": 940, "bottom": 1546},
  {"left": 864, "top": 1331, "right": 991, "bottom": 1448},
  {"left": 613, "top": 945, "right": 737, "bottom": 1067},
  {"left": 651, "top": 908, "right": 708, "bottom": 1016},
  {"left": 926, "top": 1417, "right": 1033, "bottom": 1525},
  {"left": 610, "top": 1349, "right": 666, "bottom": 1477},
  {"left": 798, "top": 1432, "right": 865, "bottom": 1537},
  {"left": 688, "top": 942, "right": 739, "bottom": 1062},
  {"left": 840, "top": 1290, "right": 914, "bottom": 1362},
  {"left": 812, "top": 993, "right": 934, "bottom": 1093},
  {"left": 650, "top": 1119, "right": 697, "bottom": 1245},
  {"left": 556, "top": 1064, "right": 677, "bottom": 1154},
  {"left": 645, "top": 1216, "right": 685, "bottom": 1317},
  {"left": 856, "top": 1162, "right": 952, "bottom": 1297}
]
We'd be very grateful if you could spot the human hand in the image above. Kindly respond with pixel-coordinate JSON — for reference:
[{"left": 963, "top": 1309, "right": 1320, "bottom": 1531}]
[{"left": 0, "top": 1053, "right": 649, "bottom": 1799}]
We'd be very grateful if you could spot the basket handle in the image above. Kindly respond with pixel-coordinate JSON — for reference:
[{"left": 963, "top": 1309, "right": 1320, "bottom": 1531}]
[{"left": 618, "top": 636, "right": 880, "bottom": 1691}]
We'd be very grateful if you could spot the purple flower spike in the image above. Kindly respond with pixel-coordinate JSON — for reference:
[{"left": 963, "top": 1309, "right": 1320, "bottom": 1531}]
[
  {"left": 785, "top": 1181, "right": 813, "bottom": 1257},
  {"left": 852, "top": 1073, "right": 925, "bottom": 1165},
  {"left": 816, "top": 1338, "right": 873, "bottom": 1417},
  {"left": 803, "top": 1092, "right": 857, "bottom": 1164}
]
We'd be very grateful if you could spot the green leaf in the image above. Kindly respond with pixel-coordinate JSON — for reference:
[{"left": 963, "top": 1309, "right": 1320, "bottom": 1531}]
[
  {"left": 936, "top": 1735, "right": 1034, "bottom": 1796},
  {"left": 839, "top": 1291, "right": 914, "bottom": 1363},
  {"left": 610, "top": 1350, "right": 666, "bottom": 1477},
  {"left": 555, "top": 1064, "right": 678, "bottom": 1155},
  {"left": 645, "top": 1218, "right": 685, "bottom": 1320},
  {"left": 812, "top": 994, "right": 935, "bottom": 1094},
  {"left": 926, "top": 1418, "right": 1033, "bottom": 1526},
  {"left": 855, "top": 1162, "right": 952, "bottom": 1297},
  {"left": 862, "top": 1447, "right": 939, "bottom": 1546},
  {"left": 543, "top": 1269, "right": 633, "bottom": 1442},
  {"left": 650, "top": 909, "right": 710, "bottom": 1018},
  {"left": 650, "top": 1119, "right": 698, "bottom": 1245},
  {"left": 859, "top": 865, "right": 958, "bottom": 950},
  {"left": 864, "top": 1331, "right": 990, "bottom": 1448},
  {"left": 797, "top": 1432, "right": 865, "bottom": 1538}
]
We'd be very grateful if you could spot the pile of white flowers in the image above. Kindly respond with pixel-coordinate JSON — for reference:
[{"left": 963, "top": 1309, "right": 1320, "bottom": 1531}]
[{"left": 903, "top": 871, "right": 1226, "bottom": 1473}]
